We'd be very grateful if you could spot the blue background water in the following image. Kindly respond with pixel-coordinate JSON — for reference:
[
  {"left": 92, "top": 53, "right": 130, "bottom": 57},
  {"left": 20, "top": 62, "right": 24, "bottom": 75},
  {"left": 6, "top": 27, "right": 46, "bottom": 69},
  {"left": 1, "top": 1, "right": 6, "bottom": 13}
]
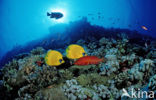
[{"left": 0, "top": 0, "right": 156, "bottom": 60}]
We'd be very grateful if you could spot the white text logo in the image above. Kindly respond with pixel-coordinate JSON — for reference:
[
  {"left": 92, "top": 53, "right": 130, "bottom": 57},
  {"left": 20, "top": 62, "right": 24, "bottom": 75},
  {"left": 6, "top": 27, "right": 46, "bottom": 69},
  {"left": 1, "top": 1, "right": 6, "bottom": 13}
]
[{"left": 122, "top": 88, "right": 154, "bottom": 98}]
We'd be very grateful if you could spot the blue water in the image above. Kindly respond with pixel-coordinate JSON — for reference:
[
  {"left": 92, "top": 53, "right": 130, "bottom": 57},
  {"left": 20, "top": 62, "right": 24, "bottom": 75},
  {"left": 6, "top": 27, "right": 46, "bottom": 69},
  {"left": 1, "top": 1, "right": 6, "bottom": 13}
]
[{"left": 0, "top": 0, "right": 156, "bottom": 63}]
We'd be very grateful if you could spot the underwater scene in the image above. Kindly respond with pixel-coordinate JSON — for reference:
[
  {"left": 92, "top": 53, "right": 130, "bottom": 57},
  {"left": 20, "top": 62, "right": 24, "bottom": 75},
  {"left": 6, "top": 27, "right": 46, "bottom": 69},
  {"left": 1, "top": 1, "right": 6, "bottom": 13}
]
[{"left": 0, "top": 0, "right": 156, "bottom": 100}]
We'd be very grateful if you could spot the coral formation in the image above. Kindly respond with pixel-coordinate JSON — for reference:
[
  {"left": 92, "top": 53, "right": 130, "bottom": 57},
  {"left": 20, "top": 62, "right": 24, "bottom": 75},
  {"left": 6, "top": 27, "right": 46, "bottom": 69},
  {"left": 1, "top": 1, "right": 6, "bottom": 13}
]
[
  {"left": 62, "top": 79, "right": 98, "bottom": 100},
  {"left": 149, "top": 75, "right": 156, "bottom": 92},
  {"left": 0, "top": 33, "right": 155, "bottom": 100},
  {"left": 35, "top": 87, "right": 68, "bottom": 100},
  {"left": 30, "top": 47, "right": 45, "bottom": 55}
]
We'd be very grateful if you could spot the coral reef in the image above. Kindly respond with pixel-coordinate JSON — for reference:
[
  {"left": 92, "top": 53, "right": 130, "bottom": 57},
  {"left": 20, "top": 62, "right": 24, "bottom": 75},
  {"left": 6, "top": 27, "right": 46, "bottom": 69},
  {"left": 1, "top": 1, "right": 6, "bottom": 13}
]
[
  {"left": 99, "top": 63, "right": 117, "bottom": 76},
  {"left": 35, "top": 87, "right": 68, "bottom": 100},
  {"left": 62, "top": 79, "right": 98, "bottom": 100},
  {"left": 30, "top": 47, "right": 45, "bottom": 55},
  {"left": 149, "top": 75, "right": 156, "bottom": 92},
  {"left": 0, "top": 32, "right": 155, "bottom": 100}
]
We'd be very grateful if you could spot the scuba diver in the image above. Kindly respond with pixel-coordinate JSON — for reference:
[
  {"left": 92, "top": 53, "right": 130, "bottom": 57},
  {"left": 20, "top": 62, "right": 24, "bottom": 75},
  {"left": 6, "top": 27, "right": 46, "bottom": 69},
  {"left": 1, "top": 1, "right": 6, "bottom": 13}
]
[{"left": 47, "top": 12, "right": 63, "bottom": 19}]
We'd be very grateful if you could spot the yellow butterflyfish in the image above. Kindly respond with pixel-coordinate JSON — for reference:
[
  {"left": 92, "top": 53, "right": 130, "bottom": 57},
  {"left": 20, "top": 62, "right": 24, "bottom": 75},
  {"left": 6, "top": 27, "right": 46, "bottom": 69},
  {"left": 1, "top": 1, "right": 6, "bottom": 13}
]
[
  {"left": 45, "top": 50, "right": 64, "bottom": 66},
  {"left": 66, "top": 44, "right": 87, "bottom": 59}
]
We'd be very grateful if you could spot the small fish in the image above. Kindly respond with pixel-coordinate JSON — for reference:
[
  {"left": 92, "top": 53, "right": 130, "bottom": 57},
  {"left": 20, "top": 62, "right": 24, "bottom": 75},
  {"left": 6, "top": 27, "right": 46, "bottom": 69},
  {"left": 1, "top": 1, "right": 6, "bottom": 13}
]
[
  {"left": 47, "top": 85, "right": 54, "bottom": 89},
  {"left": 122, "top": 67, "right": 129, "bottom": 72},
  {"left": 74, "top": 56, "right": 104, "bottom": 66},
  {"left": 98, "top": 16, "right": 101, "bottom": 19},
  {"left": 141, "top": 26, "right": 148, "bottom": 30},
  {"left": 36, "top": 61, "right": 43, "bottom": 66},
  {"left": 97, "top": 12, "right": 101, "bottom": 15},
  {"left": 145, "top": 42, "right": 148, "bottom": 48},
  {"left": 45, "top": 50, "right": 64, "bottom": 66},
  {"left": 66, "top": 44, "right": 87, "bottom": 59}
]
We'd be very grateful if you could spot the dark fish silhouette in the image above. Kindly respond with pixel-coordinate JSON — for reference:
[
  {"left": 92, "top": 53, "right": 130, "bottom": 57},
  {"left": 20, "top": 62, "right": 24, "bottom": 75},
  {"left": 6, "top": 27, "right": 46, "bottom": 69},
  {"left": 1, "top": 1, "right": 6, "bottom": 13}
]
[
  {"left": 98, "top": 16, "right": 101, "bottom": 19},
  {"left": 47, "top": 12, "right": 63, "bottom": 19},
  {"left": 97, "top": 12, "right": 101, "bottom": 15}
]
